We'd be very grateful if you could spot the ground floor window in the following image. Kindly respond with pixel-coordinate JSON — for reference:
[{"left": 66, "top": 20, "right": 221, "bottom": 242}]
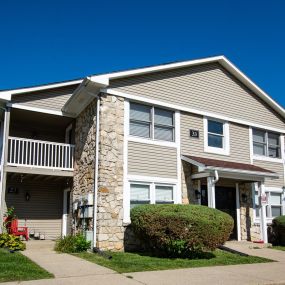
[
  {"left": 130, "top": 182, "right": 175, "bottom": 209},
  {"left": 254, "top": 186, "right": 284, "bottom": 222}
]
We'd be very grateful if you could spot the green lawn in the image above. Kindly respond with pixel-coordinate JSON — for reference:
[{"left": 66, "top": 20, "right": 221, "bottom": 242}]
[
  {"left": 272, "top": 246, "right": 285, "bottom": 251},
  {"left": 75, "top": 250, "right": 273, "bottom": 273},
  {"left": 0, "top": 248, "right": 53, "bottom": 283}
]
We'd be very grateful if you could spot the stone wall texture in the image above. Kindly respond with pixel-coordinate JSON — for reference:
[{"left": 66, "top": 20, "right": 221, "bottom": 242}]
[
  {"left": 96, "top": 94, "right": 125, "bottom": 251},
  {"left": 239, "top": 182, "right": 260, "bottom": 241},
  {"left": 72, "top": 99, "right": 97, "bottom": 232}
]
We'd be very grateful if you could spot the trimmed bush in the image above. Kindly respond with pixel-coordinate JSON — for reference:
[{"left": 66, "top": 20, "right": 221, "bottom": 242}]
[
  {"left": 272, "top": 215, "right": 285, "bottom": 246},
  {"left": 0, "top": 233, "right": 26, "bottom": 251},
  {"left": 131, "top": 204, "right": 234, "bottom": 257},
  {"left": 55, "top": 234, "right": 91, "bottom": 253}
]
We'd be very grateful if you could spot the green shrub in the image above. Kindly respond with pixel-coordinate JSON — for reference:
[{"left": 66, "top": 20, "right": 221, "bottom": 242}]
[
  {"left": 55, "top": 234, "right": 91, "bottom": 253},
  {"left": 272, "top": 215, "right": 285, "bottom": 246},
  {"left": 0, "top": 233, "right": 26, "bottom": 251},
  {"left": 131, "top": 204, "right": 234, "bottom": 257}
]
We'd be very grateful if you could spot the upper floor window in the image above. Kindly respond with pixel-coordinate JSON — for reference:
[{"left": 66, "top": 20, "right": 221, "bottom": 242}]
[
  {"left": 252, "top": 129, "right": 281, "bottom": 158},
  {"left": 129, "top": 102, "right": 175, "bottom": 142},
  {"left": 204, "top": 118, "right": 229, "bottom": 155}
]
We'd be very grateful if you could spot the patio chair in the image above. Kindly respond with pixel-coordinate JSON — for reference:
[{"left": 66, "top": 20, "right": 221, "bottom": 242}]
[{"left": 7, "top": 219, "right": 29, "bottom": 241}]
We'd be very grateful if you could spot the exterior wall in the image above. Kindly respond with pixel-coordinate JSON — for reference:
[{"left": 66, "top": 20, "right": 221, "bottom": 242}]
[
  {"left": 128, "top": 141, "right": 177, "bottom": 178},
  {"left": 253, "top": 160, "right": 284, "bottom": 188},
  {"left": 239, "top": 183, "right": 260, "bottom": 241},
  {"left": 11, "top": 84, "right": 79, "bottom": 112},
  {"left": 96, "top": 94, "right": 125, "bottom": 251},
  {"left": 5, "top": 176, "right": 64, "bottom": 240},
  {"left": 110, "top": 63, "right": 285, "bottom": 130},
  {"left": 72, "top": 99, "right": 97, "bottom": 232},
  {"left": 181, "top": 112, "right": 251, "bottom": 164}
]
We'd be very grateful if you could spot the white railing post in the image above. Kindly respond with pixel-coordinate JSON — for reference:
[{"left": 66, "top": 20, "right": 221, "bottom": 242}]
[{"left": 7, "top": 136, "right": 74, "bottom": 171}]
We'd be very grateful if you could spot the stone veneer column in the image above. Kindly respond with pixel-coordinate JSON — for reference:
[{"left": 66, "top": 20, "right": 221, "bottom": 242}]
[
  {"left": 72, "top": 99, "right": 97, "bottom": 232},
  {"left": 96, "top": 94, "right": 125, "bottom": 251},
  {"left": 239, "top": 182, "right": 260, "bottom": 241}
]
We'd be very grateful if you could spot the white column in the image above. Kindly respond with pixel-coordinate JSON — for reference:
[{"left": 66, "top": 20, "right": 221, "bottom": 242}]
[
  {"left": 207, "top": 177, "right": 216, "bottom": 208},
  {"left": 235, "top": 183, "right": 241, "bottom": 241},
  {"left": 259, "top": 181, "right": 268, "bottom": 243}
]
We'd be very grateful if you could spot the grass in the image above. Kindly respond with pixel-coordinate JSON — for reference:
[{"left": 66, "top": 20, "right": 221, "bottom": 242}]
[
  {"left": 75, "top": 249, "right": 273, "bottom": 273},
  {"left": 0, "top": 248, "right": 53, "bottom": 283},
  {"left": 272, "top": 246, "right": 285, "bottom": 251}
]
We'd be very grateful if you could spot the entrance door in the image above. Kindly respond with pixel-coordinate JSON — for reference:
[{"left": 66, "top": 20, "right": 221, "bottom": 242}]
[
  {"left": 201, "top": 185, "right": 237, "bottom": 239},
  {"left": 62, "top": 189, "right": 71, "bottom": 236}
]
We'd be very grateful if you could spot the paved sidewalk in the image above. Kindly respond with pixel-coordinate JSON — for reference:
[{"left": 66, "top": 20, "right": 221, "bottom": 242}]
[
  {"left": 125, "top": 242, "right": 285, "bottom": 285},
  {"left": 5, "top": 240, "right": 139, "bottom": 285},
  {"left": 4, "top": 240, "right": 285, "bottom": 285}
]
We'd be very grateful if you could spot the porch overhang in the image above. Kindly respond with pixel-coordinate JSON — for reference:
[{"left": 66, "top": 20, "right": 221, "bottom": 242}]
[
  {"left": 62, "top": 77, "right": 109, "bottom": 117},
  {"left": 181, "top": 155, "right": 279, "bottom": 181}
]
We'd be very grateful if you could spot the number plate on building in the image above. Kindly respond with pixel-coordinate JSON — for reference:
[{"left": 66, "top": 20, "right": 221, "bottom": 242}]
[{"left": 190, "top": 129, "right": 199, "bottom": 138}]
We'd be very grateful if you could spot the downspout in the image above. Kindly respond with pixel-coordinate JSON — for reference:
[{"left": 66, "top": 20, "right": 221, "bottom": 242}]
[
  {"left": 213, "top": 170, "right": 219, "bottom": 184},
  {"left": 93, "top": 96, "right": 100, "bottom": 248}
]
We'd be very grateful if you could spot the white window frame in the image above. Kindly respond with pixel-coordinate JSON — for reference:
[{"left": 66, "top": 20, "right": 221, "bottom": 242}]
[
  {"left": 250, "top": 127, "right": 284, "bottom": 163},
  {"left": 124, "top": 176, "right": 178, "bottom": 223},
  {"left": 203, "top": 117, "right": 230, "bottom": 156},
  {"left": 252, "top": 184, "right": 285, "bottom": 224},
  {"left": 128, "top": 101, "right": 177, "bottom": 147}
]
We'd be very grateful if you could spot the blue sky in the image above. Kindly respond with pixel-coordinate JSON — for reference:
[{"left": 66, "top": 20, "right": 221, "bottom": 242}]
[{"left": 0, "top": 0, "right": 284, "bottom": 107}]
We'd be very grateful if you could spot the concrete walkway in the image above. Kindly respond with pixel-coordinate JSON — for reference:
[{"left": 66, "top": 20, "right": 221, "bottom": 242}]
[
  {"left": 5, "top": 240, "right": 139, "bottom": 285},
  {"left": 4, "top": 240, "right": 285, "bottom": 285}
]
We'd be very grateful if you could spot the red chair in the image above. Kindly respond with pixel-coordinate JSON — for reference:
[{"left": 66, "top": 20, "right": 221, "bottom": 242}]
[{"left": 7, "top": 219, "right": 29, "bottom": 241}]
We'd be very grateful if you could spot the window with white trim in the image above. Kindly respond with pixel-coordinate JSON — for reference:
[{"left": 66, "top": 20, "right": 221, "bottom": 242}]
[
  {"left": 204, "top": 118, "right": 229, "bottom": 155},
  {"left": 129, "top": 102, "right": 175, "bottom": 142},
  {"left": 252, "top": 129, "right": 281, "bottom": 158},
  {"left": 130, "top": 182, "right": 175, "bottom": 209},
  {"left": 254, "top": 189, "right": 284, "bottom": 220}
]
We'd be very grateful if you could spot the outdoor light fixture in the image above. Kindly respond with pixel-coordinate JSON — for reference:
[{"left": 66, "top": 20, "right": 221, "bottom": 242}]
[
  {"left": 241, "top": 193, "right": 248, "bottom": 203},
  {"left": 195, "top": 190, "right": 201, "bottom": 200},
  {"left": 25, "top": 192, "right": 30, "bottom": 201}
]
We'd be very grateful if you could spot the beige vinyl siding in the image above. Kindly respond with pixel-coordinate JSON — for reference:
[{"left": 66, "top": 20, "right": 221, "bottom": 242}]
[
  {"left": 110, "top": 63, "right": 285, "bottom": 130},
  {"left": 181, "top": 112, "right": 251, "bottom": 163},
  {"left": 253, "top": 160, "right": 284, "bottom": 188},
  {"left": 128, "top": 141, "right": 177, "bottom": 178},
  {"left": 11, "top": 84, "right": 79, "bottom": 112},
  {"left": 5, "top": 178, "right": 64, "bottom": 240}
]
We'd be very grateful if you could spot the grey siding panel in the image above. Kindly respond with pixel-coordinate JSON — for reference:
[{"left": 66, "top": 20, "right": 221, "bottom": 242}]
[
  {"left": 253, "top": 160, "right": 284, "bottom": 188},
  {"left": 5, "top": 178, "right": 64, "bottom": 240},
  {"left": 128, "top": 141, "right": 177, "bottom": 178},
  {"left": 11, "top": 84, "right": 79, "bottom": 112},
  {"left": 110, "top": 63, "right": 285, "bottom": 129},
  {"left": 181, "top": 112, "right": 251, "bottom": 163}
]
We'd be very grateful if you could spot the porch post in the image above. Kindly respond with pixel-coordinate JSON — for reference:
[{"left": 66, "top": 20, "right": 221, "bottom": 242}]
[
  {"left": 259, "top": 181, "right": 268, "bottom": 243},
  {"left": 207, "top": 177, "right": 216, "bottom": 208},
  {"left": 0, "top": 107, "right": 10, "bottom": 233}
]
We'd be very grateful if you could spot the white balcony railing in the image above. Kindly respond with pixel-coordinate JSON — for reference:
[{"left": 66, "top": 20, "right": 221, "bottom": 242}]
[{"left": 7, "top": 137, "right": 75, "bottom": 170}]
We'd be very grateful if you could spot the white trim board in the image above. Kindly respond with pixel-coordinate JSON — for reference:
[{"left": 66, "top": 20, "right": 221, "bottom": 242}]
[
  {"left": 7, "top": 103, "right": 74, "bottom": 117},
  {"left": 102, "top": 88, "right": 285, "bottom": 134}
]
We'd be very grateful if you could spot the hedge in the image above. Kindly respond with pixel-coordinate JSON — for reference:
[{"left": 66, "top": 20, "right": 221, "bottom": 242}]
[
  {"left": 131, "top": 204, "right": 234, "bottom": 257},
  {"left": 272, "top": 215, "right": 285, "bottom": 246}
]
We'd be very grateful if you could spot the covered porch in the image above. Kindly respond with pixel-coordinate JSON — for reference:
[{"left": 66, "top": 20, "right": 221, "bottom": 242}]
[
  {"left": 4, "top": 172, "right": 72, "bottom": 240},
  {"left": 181, "top": 155, "right": 279, "bottom": 243}
]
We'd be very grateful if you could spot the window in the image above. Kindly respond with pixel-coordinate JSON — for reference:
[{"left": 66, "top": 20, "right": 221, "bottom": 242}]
[
  {"left": 204, "top": 118, "right": 229, "bottom": 155},
  {"left": 129, "top": 102, "right": 175, "bottom": 142},
  {"left": 252, "top": 129, "right": 281, "bottom": 158},
  {"left": 130, "top": 182, "right": 174, "bottom": 209},
  {"left": 254, "top": 189, "right": 284, "bottom": 221}
]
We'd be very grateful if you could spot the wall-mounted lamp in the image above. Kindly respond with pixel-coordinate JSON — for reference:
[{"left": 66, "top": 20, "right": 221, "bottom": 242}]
[
  {"left": 282, "top": 186, "right": 285, "bottom": 194},
  {"left": 195, "top": 190, "right": 201, "bottom": 200},
  {"left": 241, "top": 193, "right": 248, "bottom": 203},
  {"left": 25, "top": 192, "right": 30, "bottom": 201}
]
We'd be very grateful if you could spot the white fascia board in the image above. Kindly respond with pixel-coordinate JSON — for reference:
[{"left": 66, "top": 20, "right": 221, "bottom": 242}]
[
  {"left": 180, "top": 155, "right": 205, "bottom": 169},
  {"left": 0, "top": 79, "right": 82, "bottom": 98},
  {"left": 104, "top": 88, "right": 285, "bottom": 133},
  {"left": 92, "top": 55, "right": 284, "bottom": 119}
]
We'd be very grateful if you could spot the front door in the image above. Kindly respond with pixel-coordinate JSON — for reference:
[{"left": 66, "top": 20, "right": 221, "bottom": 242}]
[{"left": 201, "top": 185, "right": 237, "bottom": 239}]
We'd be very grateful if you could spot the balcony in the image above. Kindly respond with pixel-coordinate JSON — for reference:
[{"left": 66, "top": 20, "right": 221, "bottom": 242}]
[{"left": 7, "top": 137, "right": 75, "bottom": 171}]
